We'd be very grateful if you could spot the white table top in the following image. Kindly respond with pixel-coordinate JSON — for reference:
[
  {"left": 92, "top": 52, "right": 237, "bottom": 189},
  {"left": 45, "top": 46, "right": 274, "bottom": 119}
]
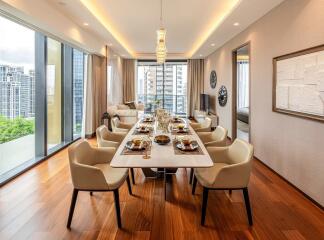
[{"left": 110, "top": 118, "right": 213, "bottom": 168}]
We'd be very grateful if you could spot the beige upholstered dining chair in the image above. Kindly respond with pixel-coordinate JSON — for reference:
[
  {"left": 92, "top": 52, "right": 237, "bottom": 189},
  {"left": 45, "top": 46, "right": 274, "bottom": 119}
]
[
  {"left": 189, "top": 126, "right": 228, "bottom": 184},
  {"left": 197, "top": 126, "right": 228, "bottom": 147},
  {"left": 111, "top": 117, "right": 133, "bottom": 132},
  {"left": 192, "top": 139, "right": 254, "bottom": 226},
  {"left": 96, "top": 125, "right": 136, "bottom": 185},
  {"left": 67, "top": 140, "right": 132, "bottom": 228},
  {"left": 96, "top": 125, "right": 126, "bottom": 148},
  {"left": 190, "top": 117, "right": 212, "bottom": 132}
]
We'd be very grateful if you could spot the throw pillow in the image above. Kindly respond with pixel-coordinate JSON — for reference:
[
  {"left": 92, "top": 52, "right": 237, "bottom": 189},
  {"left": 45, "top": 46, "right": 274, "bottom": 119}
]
[{"left": 125, "top": 101, "right": 136, "bottom": 109}]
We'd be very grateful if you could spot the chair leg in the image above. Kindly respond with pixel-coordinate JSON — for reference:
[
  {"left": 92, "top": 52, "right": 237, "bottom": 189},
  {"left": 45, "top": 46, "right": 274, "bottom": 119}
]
[
  {"left": 67, "top": 189, "right": 78, "bottom": 228},
  {"left": 192, "top": 175, "right": 197, "bottom": 195},
  {"left": 126, "top": 174, "right": 133, "bottom": 195},
  {"left": 201, "top": 187, "right": 209, "bottom": 225},
  {"left": 130, "top": 168, "right": 135, "bottom": 185},
  {"left": 229, "top": 190, "right": 232, "bottom": 195},
  {"left": 113, "top": 189, "right": 122, "bottom": 228},
  {"left": 243, "top": 188, "right": 253, "bottom": 226},
  {"left": 189, "top": 168, "right": 194, "bottom": 184},
  {"left": 90, "top": 191, "right": 93, "bottom": 196}
]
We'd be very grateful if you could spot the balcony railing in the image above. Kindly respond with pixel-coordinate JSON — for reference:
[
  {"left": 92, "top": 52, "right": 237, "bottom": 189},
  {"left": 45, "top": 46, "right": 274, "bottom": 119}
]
[{"left": 137, "top": 94, "right": 187, "bottom": 116}]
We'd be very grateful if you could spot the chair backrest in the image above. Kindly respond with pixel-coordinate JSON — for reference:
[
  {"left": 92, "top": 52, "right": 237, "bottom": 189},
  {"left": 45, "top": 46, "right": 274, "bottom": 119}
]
[
  {"left": 68, "top": 140, "right": 93, "bottom": 186},
  {"left": 96, "top": 125, "right": 109, "bottom": 147},
  {"left": 228, "top": 139, "right": 254, "bottom": 165},
  {"left": 111, "top": 117, "right": 120, "bottom": 131},
  {"left": 201, "top": 117, "right": 212, "bottom": 129},
  {"left": 212, "top": 126, "right": 228, "bottom": 145}
]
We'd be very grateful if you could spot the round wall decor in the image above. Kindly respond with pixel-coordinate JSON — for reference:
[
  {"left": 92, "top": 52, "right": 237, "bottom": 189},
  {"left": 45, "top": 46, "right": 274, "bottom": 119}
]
[
  {"left": 210, "top": 70, "right": 217, "bottom": 89},
  {"left": 218, "top": 85, "right": 228, "bottom": 107}
]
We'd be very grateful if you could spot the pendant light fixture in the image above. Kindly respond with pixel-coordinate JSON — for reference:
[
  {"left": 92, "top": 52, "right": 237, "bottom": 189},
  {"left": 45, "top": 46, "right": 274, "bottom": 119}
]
[{"left": 156, "top": 0, "right": 167, "bottom": 64}]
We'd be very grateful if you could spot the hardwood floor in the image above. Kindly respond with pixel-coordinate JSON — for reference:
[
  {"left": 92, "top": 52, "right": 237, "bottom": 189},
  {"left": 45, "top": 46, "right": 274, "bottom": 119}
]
[{"left": 0, "top": 139, "right": 323, "bottom": 240}]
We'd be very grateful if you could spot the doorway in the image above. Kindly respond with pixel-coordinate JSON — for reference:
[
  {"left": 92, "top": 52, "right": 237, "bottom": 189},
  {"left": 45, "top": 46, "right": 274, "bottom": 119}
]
[{"left": 232, "top": 43, "right": 251, "bottom": 142}]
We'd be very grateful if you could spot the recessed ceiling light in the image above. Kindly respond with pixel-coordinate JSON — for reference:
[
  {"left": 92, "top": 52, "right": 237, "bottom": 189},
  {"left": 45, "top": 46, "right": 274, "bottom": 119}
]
[
  {"left": 199, "top": 54, "right": 203, "bottom": 57},
  {"left": 108, "top": 43, "right": 113, "bottom": 47},
  {"left": 211, "top": 43, "right": 215, "bottom": 47},
  {"left": 83, "top": 22, "right": 89, "bottom": 26},
  {"left": 233, "top": 22, "right": 240, "bottom": 26}
]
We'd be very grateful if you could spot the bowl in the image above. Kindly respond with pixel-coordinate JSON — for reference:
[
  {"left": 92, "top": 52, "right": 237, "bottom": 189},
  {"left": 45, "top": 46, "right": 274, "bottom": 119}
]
[
  {"left": 132, "top": 138, "right": 142, "bottom": 146},
  {"left": 182, "top": 138, "right": 191, "bottom": 146},
  {"left": 154, "top": 135, "right": 171, "bottom": 145}
]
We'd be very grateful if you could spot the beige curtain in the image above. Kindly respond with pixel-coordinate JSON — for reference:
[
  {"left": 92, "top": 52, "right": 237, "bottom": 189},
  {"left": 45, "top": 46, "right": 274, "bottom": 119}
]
[
  {"left": 122, "top": 59, "right": 135, "bottom": 102},
  {"left": 84, "top": 54, "right": 107, "bottom": 137},
  {"left": 187, "top": 59, "right": 204, "bottom": 117}
]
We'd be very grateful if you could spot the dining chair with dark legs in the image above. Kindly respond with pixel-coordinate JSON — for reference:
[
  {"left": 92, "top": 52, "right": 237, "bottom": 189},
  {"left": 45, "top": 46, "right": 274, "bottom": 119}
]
[
  {"left": 192, "top": 139, "right": 254, "bottom": 226},
  {"left": 67, "top": 140, "right": 132, "bottom": 229}
]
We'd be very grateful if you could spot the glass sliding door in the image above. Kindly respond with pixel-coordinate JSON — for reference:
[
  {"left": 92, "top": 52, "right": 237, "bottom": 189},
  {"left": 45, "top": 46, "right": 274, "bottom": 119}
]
[
  {"left": 0, "top": 15, "right": 36, "bottom": 178},
  {"left": 72, "top": 49, "right": 85, "bottom": 138},
  {"left": 137, "top": 61, "right": 188, "bottom": 116},
  {"left": 46, "top": 38, "right": 62, "bottom": 151}
]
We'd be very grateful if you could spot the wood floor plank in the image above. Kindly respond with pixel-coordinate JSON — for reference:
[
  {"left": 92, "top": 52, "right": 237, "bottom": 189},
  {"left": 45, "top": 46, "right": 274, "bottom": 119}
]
[{"left": 0, "top": 138, "right": 323, "bottom": 240}]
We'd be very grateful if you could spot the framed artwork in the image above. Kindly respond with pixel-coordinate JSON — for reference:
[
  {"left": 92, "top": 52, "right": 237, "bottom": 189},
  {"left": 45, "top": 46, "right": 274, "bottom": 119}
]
[{"left": 273, "top": 44, "right": 324, "bottom": 122}]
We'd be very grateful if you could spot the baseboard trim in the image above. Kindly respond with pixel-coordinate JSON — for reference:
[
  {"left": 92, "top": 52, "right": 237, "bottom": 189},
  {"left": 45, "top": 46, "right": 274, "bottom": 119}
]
[
  {"left": 85, "top": 132, "right": 96, "bottom": 139},
  {"left": 254, "top": 157, "right": 323, "bottom": 210}
]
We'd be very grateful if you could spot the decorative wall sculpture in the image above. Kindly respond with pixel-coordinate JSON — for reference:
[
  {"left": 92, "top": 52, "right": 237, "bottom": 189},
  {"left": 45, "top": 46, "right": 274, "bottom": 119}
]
[
  {"left": 210, "top": 70, "right": 217, "bottom": 89},
  {"left": 218, "top": 85, "right": 228, "bottom": 107},
  {"left": 273, "top": 45, "right": 324, "bottom": 122}
]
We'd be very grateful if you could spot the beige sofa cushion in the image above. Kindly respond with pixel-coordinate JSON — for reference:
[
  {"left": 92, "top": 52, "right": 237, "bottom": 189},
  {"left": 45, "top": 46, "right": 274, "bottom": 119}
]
[{"left": 117, "top": 104, "right": 130, "bottom": 110}]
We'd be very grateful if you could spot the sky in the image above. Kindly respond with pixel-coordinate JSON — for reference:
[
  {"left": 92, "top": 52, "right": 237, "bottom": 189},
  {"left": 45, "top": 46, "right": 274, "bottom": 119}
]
[{"left": 0, "top": 15, "right": 35, "bottom": 74}]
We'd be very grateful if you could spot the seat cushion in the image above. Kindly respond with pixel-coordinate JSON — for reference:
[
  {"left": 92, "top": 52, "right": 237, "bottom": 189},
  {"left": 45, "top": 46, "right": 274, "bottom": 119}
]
[
  {"left": 94, "top": 164, "right": 128, "bottom": 190},
  {"left": 194, "top": 163, "right": 229, "bottom": 188}
]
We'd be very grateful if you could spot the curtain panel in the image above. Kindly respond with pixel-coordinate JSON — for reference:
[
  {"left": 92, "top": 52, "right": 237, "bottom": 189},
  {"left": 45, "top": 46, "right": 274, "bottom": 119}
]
[
  {"left": 237, "top": 60, "right": 249, "bottom": 109},
  {"left": 122, "top": 59, "right": 135, "bottom": 103},
  {"left": 84, "top": 54, "right": 107, "bottom": 136},
  {"left": 187, "top": 59, "right": 204, "bottom": 117}
]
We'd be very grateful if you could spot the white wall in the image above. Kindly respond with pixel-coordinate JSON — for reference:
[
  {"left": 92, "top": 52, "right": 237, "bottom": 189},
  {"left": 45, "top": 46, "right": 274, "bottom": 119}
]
[
  {"left": 0, "top": 0, "right": 106, "bottom": 55},
  {"left": 107, "top": 47, "right": 123, "bottom": 106},
  {"left": 204, "top": 0, "right": 324, "bottom": 206}
]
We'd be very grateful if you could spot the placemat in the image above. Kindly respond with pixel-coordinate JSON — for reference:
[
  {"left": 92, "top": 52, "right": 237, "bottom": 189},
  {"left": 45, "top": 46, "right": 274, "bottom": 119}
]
[
  {"left": 170, "top": 128, "right": 192, "bottom": 135},
  {"left": 172, "top": 140, "right": 204, "bottom": 155},
  {"left": 121, "top": 144, "right": 151, "bottom": 155},
  {"left": 140, "top": 119, "right": 155, "bottom": 124},
  {"left": 132, "top": 128, "right": 153, "bottom": 135}
]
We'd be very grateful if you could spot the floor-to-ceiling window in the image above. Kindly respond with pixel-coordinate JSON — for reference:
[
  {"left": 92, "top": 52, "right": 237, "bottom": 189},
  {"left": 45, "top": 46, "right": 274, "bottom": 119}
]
[
  {"left": 0, "top": 15, "right": 36, "bottom": 180},
  {"left": 137, "top": 61, "right": 187, "bottom": 116},
  {"left": 47, "top": 38, "right": 62, "bottom": 151},
  {"left": 0, "top": 14, "right": 87, "bottom": 185},
  {"left": 72, "top": 49, "right": 85, "bottom": 139}
]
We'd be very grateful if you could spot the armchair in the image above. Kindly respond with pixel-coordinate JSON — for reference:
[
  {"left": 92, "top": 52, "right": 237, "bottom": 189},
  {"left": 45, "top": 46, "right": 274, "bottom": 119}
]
[
  {"left": 189, "top": 126, "right": 228, "bottom": 184},
  {"left": 96, "top": 125, "right": 136, "bottom": 185},
  {"left": 190, "top": 117, "right": 212, "bottom": 132},
  {"left": 67, "top": 140, "right": 132, "bottom": 228},
  {"left": 111, "top": 117, "right": 133, "bottom": 133},
  {"left": 197, "top": 126, "right": 228, "bottom": 147},
  {"left": 192, "top": 139, "right": 254, "bottom": 226}
]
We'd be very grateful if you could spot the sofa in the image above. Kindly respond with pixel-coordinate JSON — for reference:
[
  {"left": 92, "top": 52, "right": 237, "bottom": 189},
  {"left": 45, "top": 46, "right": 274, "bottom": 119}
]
[{"left": 107, "top": 103, "right": 144, "bottom": 124}]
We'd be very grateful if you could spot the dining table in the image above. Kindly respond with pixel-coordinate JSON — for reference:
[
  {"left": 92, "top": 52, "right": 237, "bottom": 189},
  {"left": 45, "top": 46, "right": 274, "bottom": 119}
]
[{"left": 110, "top": 117, "right": 214, "bottom": 200}]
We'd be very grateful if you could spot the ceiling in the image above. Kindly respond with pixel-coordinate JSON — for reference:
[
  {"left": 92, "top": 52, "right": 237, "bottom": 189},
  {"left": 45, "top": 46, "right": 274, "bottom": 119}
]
[{"left": 48, "top": 0, "right": 284, "bottom": 59}]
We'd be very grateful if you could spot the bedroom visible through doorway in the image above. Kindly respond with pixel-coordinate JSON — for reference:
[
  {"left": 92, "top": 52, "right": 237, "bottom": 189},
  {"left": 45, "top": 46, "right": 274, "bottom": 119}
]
[{"left": 232, "top": 43, "right": 250, "bottom": 142}]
